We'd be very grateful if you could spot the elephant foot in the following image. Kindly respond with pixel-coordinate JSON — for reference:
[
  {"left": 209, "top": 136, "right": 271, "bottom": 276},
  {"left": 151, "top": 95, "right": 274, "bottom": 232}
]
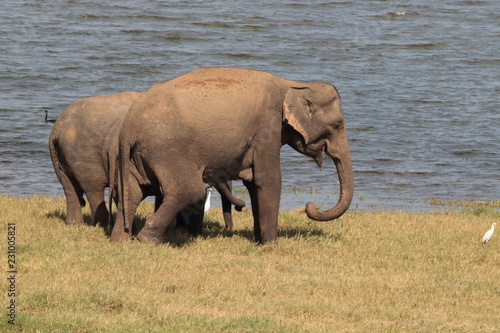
[
  {"left": 257, "top": 238, "right": 278, "bottom": 246},
  {"left": 109, "top": 230, "right": 132, "bottom": 242},
  {"left": 255, "top": 234, "right": 278, "bottom": 245},
  {"left": 65, "top": 216, "right": 85, "bottom": 225},
  {"left": 222, "top": 227, "right": 234, "bottom": 239},
  {"left": 136, "top": 229, "right": 164, "bottom": 244}
]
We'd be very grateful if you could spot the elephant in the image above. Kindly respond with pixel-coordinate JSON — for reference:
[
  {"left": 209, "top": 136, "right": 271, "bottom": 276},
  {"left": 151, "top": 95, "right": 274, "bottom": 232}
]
[
  {"left": 115, "top": 67, "right": 354, "bottom": 245},
  {"left": 48, "top": 91, "right": 245, "bottom": 232}
]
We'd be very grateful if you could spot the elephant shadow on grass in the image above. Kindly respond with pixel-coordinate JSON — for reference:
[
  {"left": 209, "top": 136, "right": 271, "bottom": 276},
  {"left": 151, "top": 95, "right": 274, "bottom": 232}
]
[
  {"left": 131, "top": 213, "right": 339, "bottom": 247},
  {"left": 45, "top": 210, "right": 164, "bottom": 240},
  {"left": 46, "top": 210, "right": 342, "bottom": 247},
  {"left": 202, "top": 218, "right": 343, "bottom": 244},
  {"left": 45, "top": 209, "right": 94, "bottom": 226}
]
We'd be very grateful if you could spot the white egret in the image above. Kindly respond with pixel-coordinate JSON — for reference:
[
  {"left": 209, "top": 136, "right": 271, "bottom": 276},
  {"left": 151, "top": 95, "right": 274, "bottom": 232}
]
[
  {"left": 481, "top": 222, "right": 496, "bottom": 244},
  {"left": 204, "top": 187, "right": 212, "bottom": 214}
]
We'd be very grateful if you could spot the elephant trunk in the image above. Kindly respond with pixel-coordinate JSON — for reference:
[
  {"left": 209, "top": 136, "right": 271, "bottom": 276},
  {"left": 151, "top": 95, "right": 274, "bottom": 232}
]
[{"left": 305, "top": 134, "right": 354, "bottom": 221}]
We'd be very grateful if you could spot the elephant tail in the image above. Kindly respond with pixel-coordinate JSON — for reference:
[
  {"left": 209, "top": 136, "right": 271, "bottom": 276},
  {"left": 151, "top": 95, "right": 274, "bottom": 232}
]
[
  {"left": 49, "top": 136, "right": 85, "bottom": 207},
  {"left": 107, "top": 148, "right": 117, "bottom": 228},
  {"left": 119, "top": 137, "right": 131, "bottom": 232}
]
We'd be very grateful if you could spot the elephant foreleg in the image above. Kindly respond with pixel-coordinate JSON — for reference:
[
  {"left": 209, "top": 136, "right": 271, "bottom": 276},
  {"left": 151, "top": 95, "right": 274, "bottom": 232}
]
[
  {"left": 246, "top": 150, "right": 281, "bottom": 244},
  {"left": 137, "top": 198, "right": 181, "bottom": 244}
]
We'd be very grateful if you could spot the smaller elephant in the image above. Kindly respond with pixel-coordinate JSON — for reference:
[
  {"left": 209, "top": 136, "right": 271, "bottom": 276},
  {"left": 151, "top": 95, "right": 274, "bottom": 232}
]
[{"left": 49, "top": 91, "right": 245, "bottom": 233}]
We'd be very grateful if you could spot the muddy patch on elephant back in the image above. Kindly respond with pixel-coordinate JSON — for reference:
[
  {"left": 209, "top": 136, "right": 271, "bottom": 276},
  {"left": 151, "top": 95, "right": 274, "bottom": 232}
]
[{"left": 178, "top": 78, "right": 243, "bottom": 90}]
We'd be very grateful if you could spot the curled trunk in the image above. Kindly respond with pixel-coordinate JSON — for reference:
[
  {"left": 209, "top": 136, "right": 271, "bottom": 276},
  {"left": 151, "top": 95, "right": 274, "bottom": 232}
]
[{"left": 305, "top": 135, "right": 354, "bottom": 221}]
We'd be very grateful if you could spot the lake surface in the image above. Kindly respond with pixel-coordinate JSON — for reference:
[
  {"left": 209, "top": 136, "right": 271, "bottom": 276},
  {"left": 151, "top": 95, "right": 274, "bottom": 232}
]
[{"left": 1, "top": 0, "right": 498, "bottom": 211}]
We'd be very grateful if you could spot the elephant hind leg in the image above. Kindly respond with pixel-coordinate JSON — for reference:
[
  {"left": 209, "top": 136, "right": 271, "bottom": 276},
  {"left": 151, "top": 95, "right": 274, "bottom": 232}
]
[
  {"left": 110, "top": 180, "right": 143, "bottom": 242},
  {"left": 86, "top": 189, "right": 108, "bottom": 228},
  {"left": 58, "top": 171, "right": 85, "bottom": 225}
]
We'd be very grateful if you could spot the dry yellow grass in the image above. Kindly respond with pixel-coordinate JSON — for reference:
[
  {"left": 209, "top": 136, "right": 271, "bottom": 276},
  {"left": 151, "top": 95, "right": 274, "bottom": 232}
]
[{"left": 1, "top": 195, "right": 499, "bottom": 332}]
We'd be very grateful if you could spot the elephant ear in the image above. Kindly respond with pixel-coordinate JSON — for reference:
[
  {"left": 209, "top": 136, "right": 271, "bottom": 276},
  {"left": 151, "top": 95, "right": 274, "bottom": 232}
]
[{"left": 283, "top": 87, "right": 313, "bottom": 144}]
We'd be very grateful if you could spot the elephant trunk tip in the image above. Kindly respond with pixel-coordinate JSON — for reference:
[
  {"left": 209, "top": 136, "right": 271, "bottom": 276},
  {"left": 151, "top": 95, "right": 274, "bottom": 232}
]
[
  {"left": 305, "top": 202, "right": 331, "bottom": 221},
  {"left": 305, "top": 196, "right": 352, "bottom": 222}
]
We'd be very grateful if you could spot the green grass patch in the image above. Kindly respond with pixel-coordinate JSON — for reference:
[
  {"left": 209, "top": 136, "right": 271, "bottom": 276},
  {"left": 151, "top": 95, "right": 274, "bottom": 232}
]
[{"left": 1, "top": 195, "right": 499, "bottom": 332}]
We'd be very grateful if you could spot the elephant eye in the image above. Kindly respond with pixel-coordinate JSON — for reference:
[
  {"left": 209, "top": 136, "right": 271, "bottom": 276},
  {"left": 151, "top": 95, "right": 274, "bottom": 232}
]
[
  {"left": 331, "top": 122, "right": 341, "bottom": 129},
  {"left": 305, "top": 99, "right": 313, "bottom": 114}
]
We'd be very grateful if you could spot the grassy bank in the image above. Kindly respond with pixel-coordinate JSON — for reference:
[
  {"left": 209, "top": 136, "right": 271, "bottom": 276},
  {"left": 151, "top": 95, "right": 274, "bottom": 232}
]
[{"left": 1, "top": 195, "right": 499, "bottom": 332}]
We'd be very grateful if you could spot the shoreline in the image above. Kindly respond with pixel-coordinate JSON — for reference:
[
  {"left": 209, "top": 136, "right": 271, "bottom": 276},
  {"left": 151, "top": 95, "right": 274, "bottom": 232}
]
[
  {"left": 0, "top": 191, "right": 500, "bottom": 217},
  {"left": 1, "top": 193, "right": 499, "bottom": 213}
]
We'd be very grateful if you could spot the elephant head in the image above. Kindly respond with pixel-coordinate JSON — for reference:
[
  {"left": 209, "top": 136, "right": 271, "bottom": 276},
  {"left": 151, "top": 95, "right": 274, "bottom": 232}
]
[{"left": 282, "top": 82, "right": 354, "bottom": 221}]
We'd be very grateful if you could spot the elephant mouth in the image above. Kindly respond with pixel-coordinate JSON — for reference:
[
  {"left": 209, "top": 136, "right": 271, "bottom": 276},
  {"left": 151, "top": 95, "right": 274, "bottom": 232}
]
[{"left": 308, "top": 141, "right": 328, "bottom": 168}]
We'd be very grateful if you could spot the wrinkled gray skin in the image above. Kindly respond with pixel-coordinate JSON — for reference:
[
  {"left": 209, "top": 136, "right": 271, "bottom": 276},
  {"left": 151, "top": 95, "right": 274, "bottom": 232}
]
[
  {"left": 116, "top": 67, "right": 354, "bottom": 245},
  {"left": 49, "top": 91, "right": 244, "bottom": 231}
]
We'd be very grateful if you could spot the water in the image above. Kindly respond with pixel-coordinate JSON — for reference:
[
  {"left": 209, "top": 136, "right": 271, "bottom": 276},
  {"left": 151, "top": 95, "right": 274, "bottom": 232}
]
[{"left": 1, "top": 0, "right": 498, "bottom": 211}]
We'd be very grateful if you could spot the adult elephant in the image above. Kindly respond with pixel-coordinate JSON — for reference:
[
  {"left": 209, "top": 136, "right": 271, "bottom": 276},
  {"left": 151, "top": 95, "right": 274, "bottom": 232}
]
[
  {"left": 49, "top": 91, "right": 244, "bottom": 231},
  {"left": 116, "top": 67, "right": 354, "bottom": 244}
]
